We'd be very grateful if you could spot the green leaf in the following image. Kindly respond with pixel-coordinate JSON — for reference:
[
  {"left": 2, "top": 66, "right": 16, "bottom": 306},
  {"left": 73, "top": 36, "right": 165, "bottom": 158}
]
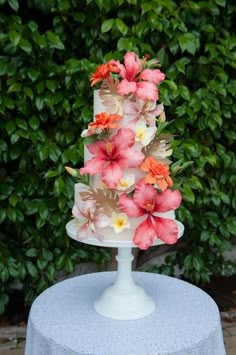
[
  {"left": 179, "top": 85, "right": 190, "bottom": 101},
  {"left": 178, "top": 33, "right": 199, "bottom": 55},
  {"left": 101, "top": 19, "right": 114, "bottom": 33},
  {"left": 116, "top": 19, "right": 128, "bottom": 36},
  {"left": 29, "top": 116, "right": 40, "bottom": 130},
  {"left": 26, "top": 248, "right": 38, "bottom": 258},
  {"left": 54, "top": 176, "right": 65, "bottom": 196},
  {"left": 7, "top": 83, "right": 21, "bottom": 93},
  {"left": 44, "top": 170, "right": 59, "bottom": 178},
  {"left": 37, "top": 258, "right": 48, "bottom": 271},
  {"left": 16, "top": 118, "right": 27, "bottom": 130},
  {"left": 28, "top": 69, "right": 40, "bottom": 82},
  {"left": 9, "top": 30, "right": 21, "bottom": 46},
  {"left": 215, "top": 0, "right": 226, "bottom": 6},
  {"left": 117, "top": 37, "right": 136, "bottom": 52},
  {"left": 19, "top": 38, "right": 32, "bottom": 53},
  {"left": 46, "top": 31, "right": 65, "bottom": 49},
  {"left": 8, "top": 0, "right": 19, "bottom": 11},
  {"left": 26, "top": 261, "right": 38, "bottom": 277},
  {"left": 55, "top": 254, "right": 67, "bottom": 269},
  {"left": 7, "top": 207, "right": 16, "bottom": 222},
  {"left": 47, "top": 263, "right": 55, "bottom": 281},
  {"left": 24, "top": 87, "right": 34, "bottom": 99},
  {"left": 0, "top": 209, "right": 6, "bottom": 224},
  {"left": 0, "top": 293, "right": 9, "bottom": 314},
  {"left": 181, "top": 186, "right": 195, "bottom": 204},
  {"left": 46, "top": 80, "right": 58, "bottom": 92},
  {"left": 42, "top": 249, "right": 53, "bottom": 261},
  {"left": 39, "top": 203, "right": 48, "bottom": 220},
  {"left": 5, "top": 121, "right": 16, "bottom": 134},
  {"left": 49, "top": 144, "right": 61, "bottom": 162}
]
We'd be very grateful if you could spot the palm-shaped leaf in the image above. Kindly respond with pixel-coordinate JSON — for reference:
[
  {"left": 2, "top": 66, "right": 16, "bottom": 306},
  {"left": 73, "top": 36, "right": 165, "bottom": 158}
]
[
  {"left": 99, "top": 78, "right": 124, "bottom": 115},
  {"left": 142, "top": 134, "right": 173, "bottom": 165},
  {"left": 80, "top": 188, "right": 120, "bottom": 216}
]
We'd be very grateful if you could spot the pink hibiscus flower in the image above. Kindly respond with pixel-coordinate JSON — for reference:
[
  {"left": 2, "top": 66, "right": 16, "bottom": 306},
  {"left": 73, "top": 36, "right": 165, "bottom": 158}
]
[
  {"left": 80, "top": 128, "right": 145, "bottom": 189},
  {"left": 119, "top": 179, "right": 182, "bottom": 249},
  {"left": 109, "top": 52, "right": 165, "bottom": 101},
  {"left": 72, "top": 200, "right": 110, "bottom": 240}
]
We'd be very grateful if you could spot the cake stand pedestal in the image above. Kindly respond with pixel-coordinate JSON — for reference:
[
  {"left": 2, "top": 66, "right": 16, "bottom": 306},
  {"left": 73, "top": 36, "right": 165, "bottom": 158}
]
[
  {"left": 94, "top": 247, "right": 155, "bottom": 320},
  {"left": 66, "top": 219, "right": 184, "bottom": 320}
]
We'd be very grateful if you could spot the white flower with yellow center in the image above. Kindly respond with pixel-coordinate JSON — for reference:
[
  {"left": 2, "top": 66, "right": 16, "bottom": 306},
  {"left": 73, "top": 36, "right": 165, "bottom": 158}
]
[
  {"left": 135, "top": 121, "right": 156, "bottom": 146},
  {"left": 110, "top": 213, "right": 130, "bottom": 234},
  {"left": 116, "top": 174, "right": 135, "bottom": 191}
]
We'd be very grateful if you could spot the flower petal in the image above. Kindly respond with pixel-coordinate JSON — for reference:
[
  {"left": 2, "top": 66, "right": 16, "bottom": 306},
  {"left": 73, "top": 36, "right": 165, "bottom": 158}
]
[
  {"left": 139, "top": 68, "right": 165, "bottom": 84},
  {"left": 76, "top": 222, "right": 89, "bottom": 240},
  {"left": 136, "top": 82, "right": 158, "bottom": 101},
  {"left": 80, "top": 156, "right": 105, "bottom": 175},
  {"left": 119, "top": 193, "right": 144, "bottom": 217},
  {"left": 117, "top": 148, "right": 144, "bottom": 168},
  {"left": 152, "top": 216, "right": 179, "bottom": 244},
  {"left": 123, "top": 52, "right": 142, "bottom": 81},
  {"left": 86, "top": 140, "right": 107, "bottom": 156},
  {"left": 72, "top": 203, "right": 86, "bottom": 220},
  {"left": 123, "top": 99, "right": 139, "bottom": 115},
  {"left": 94, "top": 214, "right": 111, "bottom": 228},
  {"left": 117, "top": 79, "right": 137, "bottom": 96},
  {"left": 133, "top": 179, "right": 157, "bottom": 209},
  {"left": 154, "top": 189, "right": 182, "bottom": 212},
  {"left": 108, "top": 59, "right": 126, "bottom": 79},
  {"left": 112, "top": 128, "right": 135, "bottom": 150},
  {"left": 133, "top": 216, "right": 156, "bottom": 249},
  {"left": 101, "top": 161, "right": 124, "bottom": 188},
  {"left": 150, "top": 103, "right": 164, "bottom": 117}
]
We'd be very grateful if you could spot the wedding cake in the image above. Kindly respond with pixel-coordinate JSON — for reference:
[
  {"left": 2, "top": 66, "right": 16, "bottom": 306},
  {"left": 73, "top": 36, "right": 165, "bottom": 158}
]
[{"left": 66, "top": 52, "right": 182, "bottom": 250}]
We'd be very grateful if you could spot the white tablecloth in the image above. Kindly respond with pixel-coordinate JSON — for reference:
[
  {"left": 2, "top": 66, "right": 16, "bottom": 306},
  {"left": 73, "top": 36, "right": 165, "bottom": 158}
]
[{"left": 25, "top": 272, "right": 226, "bottom": 355}]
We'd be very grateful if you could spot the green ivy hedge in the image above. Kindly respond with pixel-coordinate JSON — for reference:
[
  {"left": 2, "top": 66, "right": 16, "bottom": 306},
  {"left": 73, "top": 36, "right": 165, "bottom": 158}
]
[{"left": 0, "top": 0, "right": 236, "bottom": 314}]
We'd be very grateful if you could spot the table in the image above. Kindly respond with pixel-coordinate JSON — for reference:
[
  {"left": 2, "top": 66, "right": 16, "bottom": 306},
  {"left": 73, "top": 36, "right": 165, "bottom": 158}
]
[{"left": 25, "top": 272, "right": 226, "bottom": 355}]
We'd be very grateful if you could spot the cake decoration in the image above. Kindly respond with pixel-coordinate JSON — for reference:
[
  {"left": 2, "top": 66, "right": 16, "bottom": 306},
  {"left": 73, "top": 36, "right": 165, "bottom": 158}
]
[{"left": 66, "top": 52, "right": 184, "bottom": 249}]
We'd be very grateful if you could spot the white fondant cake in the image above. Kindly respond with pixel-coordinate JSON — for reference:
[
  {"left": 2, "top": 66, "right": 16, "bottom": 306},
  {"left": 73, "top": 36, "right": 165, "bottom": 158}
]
[{"left": 67, "top": 52, "right": 183, "bottom": 249}]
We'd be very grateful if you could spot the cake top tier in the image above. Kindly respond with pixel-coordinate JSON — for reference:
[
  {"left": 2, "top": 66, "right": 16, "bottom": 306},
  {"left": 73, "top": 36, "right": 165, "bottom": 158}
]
[{"left": 66, "top": 52, "right": 184, "bottom": 249}]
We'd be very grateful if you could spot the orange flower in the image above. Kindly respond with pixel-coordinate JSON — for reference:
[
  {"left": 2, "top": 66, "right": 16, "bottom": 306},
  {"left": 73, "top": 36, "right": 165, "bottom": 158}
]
[
  {"left": 90, "top": 63, "right": 119, "bottom": 87},
  {"left": 89, "top": 112, "right": 122, "bottom": 130},
  {"left": 140, "top": 156, "right": 173, "bottom": 191}
]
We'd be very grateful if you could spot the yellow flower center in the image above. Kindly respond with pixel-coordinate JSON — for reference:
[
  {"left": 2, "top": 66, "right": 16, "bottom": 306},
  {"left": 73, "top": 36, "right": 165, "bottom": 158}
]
[
  {"left": 119, "top": 180, "right": 129, "bottom": 188},
  {"left": 136, "top": 128, "right": 146, "bottom": 141}
]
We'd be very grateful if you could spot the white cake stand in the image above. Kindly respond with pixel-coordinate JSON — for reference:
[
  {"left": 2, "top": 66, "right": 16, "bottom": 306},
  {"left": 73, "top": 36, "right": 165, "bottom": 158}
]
[{"left": 66, "top": 219, "right": 184, "bottom": 320}]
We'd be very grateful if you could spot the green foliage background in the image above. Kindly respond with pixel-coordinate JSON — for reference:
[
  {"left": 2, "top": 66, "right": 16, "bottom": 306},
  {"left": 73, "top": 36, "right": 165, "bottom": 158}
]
[{"left": 0, "top": 0, "right": 236, "bottom": 313}]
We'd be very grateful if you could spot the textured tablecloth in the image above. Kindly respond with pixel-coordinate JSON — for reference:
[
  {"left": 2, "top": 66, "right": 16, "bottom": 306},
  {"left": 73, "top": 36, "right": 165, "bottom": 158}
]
[{"left": 25, "top": 272, "right": 226, "bottom": 355}]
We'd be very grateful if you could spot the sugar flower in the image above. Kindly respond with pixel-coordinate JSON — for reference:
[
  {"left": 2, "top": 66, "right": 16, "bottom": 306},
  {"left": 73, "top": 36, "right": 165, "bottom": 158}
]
[
  {"left": 110, "top": 212, "right": 130, "bottom": 234},
  {"left": 140, "top": 156, "right": 173, "bottom": 191},
  {"left": 109, "top": 52, "right": 165, "bottom": 101},
  {"left": 116, "top": 174, "right": 135, "bottom": 191},
  {"left": 123, "top": 98, "right": 164, "bottom": 127},
  {"left": 89, "top": 112, "right": 122, "bottom": 130},
  {"left": 90, "top": 63, "right": 119, "bottom": 87},
  {"left": 80, "top": 128, "right": 145, "bottom": 189},
  {"left": 119, "top": 179, "right": 182, "bottom": 249},
  {"left": 134, "top": 121, "right": 156, "bottom": 146},
  {"left": 72, "top": 200, "right": 110, "bottom": 241}
]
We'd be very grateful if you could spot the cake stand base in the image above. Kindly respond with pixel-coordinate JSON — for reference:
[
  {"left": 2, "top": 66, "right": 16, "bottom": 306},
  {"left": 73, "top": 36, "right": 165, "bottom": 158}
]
[{"left": 94, "top": 247, "right": 155, "bottom": 320}]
